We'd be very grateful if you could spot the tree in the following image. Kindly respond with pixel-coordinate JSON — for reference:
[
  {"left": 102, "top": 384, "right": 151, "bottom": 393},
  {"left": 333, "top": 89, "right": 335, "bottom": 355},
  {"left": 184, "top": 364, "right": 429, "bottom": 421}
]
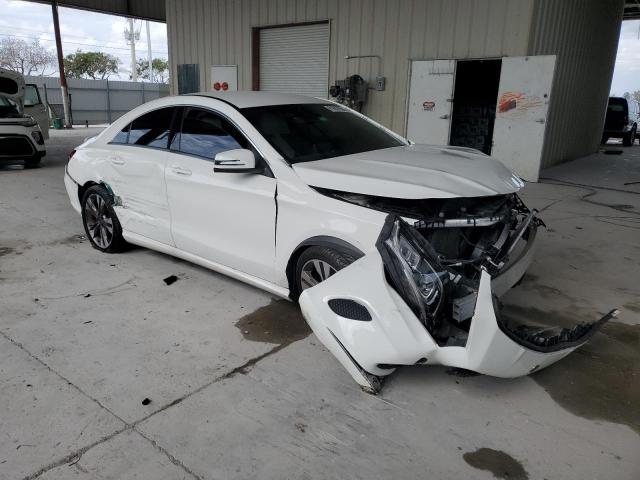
[
  {"left": 135, "top": 57, "right": 169, "bottom": 83},
  {"left": 0, "top": 38, "right": 55, "bottom": 76},
  {"left": 64, "top": 50, "right": 119, "bottom": 80},
  {"left": 630, "top": 90, "right": 640, "bottom": 103}
]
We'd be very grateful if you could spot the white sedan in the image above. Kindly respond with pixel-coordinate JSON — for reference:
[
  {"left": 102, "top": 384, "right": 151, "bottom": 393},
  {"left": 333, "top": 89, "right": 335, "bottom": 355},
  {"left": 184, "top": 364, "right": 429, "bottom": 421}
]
[{"left": 64, "top": 92, "right": 615, "bottom": 393}]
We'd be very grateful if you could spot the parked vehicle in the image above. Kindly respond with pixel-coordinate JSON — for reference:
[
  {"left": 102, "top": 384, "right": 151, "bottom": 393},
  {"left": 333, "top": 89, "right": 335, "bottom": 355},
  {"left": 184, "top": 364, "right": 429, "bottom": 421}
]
[
  {"left": 64, "top": 92, "right": 615, "bottom": 392},
  {"left": 602, "top": 96, "right": 639, "bottom": 146},
  {"left": 0, "top": 68, "right": 46, "bottom": 167}
]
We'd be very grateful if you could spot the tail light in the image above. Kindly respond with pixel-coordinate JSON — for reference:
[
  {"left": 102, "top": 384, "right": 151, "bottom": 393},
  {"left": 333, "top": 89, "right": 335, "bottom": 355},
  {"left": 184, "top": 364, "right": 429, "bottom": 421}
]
[{"left": 67, "top": 149, "right": 76, "bottom": 164}]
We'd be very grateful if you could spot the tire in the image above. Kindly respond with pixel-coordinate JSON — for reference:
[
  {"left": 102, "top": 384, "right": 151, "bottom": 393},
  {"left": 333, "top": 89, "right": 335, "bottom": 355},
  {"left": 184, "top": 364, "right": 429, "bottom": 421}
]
[
  {"left": 294, "top": 246, "right": 356, "bottom": 298},
  {"left": 623, "top": 127, "right": 635, "bottom": 147},
  {"left": 81, "top": 185, "right": 127, "bottom": 253},
  {"left": 24, "top": 157, "right": 41, "bottom": 168}
]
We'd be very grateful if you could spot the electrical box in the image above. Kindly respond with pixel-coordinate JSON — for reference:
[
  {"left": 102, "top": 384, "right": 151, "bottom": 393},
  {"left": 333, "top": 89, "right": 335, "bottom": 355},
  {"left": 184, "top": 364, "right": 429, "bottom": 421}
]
[
  {"left": 329, "top": 74, "right": 368, "bottom": 111},
  {"left": 375, "top": 76, "right": 386, "bottom": 91},
  {"left": 210, "top": 65, "right": 238, "bottom": 92}
]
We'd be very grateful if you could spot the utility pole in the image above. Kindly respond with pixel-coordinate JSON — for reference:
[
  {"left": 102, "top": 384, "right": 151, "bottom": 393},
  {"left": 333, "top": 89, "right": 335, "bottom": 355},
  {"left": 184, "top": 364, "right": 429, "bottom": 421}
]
[
  {"left": 125, "top": 18, "right": 138, "bottom": 82},
  {"left": 146, "top": 21, "right": 153, "bottom": 82},
  {"left": 51, "top": 1, "right": 72, "bottom": 128}
]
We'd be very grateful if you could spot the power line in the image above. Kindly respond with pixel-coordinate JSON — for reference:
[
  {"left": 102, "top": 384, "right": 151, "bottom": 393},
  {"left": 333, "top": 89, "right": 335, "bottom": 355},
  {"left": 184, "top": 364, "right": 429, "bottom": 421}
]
[
  {"left": 0, "top": 22, "right": 151, "bottom": 45},
  {"left": 0, "top": 32, "right": 168, "bottom": 55}
]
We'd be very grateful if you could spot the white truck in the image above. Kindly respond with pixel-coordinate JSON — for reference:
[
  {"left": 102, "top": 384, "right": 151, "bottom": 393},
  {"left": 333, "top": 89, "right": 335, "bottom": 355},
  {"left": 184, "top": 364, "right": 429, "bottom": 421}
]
[{"left": 0, "top": 68, "right": 48, "bottom": 168}]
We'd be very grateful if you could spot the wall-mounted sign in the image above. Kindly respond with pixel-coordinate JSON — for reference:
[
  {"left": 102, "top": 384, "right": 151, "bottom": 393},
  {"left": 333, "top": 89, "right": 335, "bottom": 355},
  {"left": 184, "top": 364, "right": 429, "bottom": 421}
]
[
  {"left": 423, "top": 101, "right": 436, "bottom": 111},
  {"left": 211, "top": 65, "right": 238, "bottom": 92}
]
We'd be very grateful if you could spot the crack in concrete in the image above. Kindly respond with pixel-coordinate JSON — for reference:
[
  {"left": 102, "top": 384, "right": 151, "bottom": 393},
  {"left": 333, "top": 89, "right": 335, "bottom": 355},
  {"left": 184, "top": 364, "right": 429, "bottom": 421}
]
[{"left": 2, "top": 329, "right": 285, "bottom": 480}]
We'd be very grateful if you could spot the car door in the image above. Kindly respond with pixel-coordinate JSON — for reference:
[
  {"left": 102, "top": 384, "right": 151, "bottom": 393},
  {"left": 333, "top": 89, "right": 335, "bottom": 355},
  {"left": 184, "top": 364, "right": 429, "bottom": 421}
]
[
  {"left": 165, "top": 106, "right": 277, "bottom": 282},
  {"left": 23, "top": 84, "right": 49, "bottom": 140},
  {"left": 102, "top": 106, "right": 176, "bottom": 246}
]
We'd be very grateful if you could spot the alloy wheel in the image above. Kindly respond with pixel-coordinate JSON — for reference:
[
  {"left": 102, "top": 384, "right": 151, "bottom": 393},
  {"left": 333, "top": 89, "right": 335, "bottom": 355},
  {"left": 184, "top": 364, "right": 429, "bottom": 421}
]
[
  {"left": 84, "top": 193, "right": 114, "bottom": 249},
  {"left": 300, "top": 259, "right": 337, "bottom": 290}
]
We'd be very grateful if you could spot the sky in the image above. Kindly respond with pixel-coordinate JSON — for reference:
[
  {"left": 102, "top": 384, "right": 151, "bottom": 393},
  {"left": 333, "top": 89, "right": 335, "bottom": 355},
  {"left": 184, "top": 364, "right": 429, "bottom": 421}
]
[
  {"left": 611, "top": 20, "right": 640, "bottom": 95},
  {"left": 0, "top": 0, "right": 168, "bottom": 81}
]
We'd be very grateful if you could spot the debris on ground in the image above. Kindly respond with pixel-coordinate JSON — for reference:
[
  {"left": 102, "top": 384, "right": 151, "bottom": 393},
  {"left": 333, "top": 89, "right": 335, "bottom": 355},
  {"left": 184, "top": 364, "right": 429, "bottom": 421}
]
[
  {"left": 141, "top": 397, "right": 152, "bottom": 406},
  {"left": 163, "top": 275, "right": 179, "bottom": 286}
]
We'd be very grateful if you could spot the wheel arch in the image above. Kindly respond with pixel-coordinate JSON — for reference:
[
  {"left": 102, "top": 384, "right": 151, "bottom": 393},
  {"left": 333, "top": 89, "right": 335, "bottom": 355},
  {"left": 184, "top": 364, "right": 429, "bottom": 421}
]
[
  {"left": 78, "top": 180, "right": 114, "bottom": 205},
  {"left": 285, "top": 236, "right": 365, "bottom": 300}
]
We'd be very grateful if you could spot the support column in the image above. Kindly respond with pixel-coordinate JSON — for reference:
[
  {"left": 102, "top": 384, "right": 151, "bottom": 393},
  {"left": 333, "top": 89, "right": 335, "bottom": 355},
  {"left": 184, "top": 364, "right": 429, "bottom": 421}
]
[{"left": 51, "top": 1, "right": 72, "bottom": 128}]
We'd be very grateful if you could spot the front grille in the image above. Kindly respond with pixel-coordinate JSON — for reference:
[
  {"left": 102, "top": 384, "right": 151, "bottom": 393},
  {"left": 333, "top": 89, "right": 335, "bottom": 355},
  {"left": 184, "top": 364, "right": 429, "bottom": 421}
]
[{"left": 0, "top": 136, "right": 35, "bottom": 157}]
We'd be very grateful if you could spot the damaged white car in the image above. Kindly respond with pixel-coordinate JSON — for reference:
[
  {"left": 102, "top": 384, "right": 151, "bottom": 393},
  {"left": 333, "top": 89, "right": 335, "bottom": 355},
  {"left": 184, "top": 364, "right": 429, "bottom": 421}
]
[
  {"left": 64, "top": 92, "right": 615, "bottom": 392},
  {"left": 0, "top": 68, "right": 47, "bottom": 167}
]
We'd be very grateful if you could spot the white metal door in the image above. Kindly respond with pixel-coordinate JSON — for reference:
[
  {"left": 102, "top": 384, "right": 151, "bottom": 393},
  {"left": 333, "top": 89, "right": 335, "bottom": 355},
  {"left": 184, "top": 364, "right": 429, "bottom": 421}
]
[
  {"left": 260, "top": 23, "right": 329, "bottom": 98},
  {"left": 491, "top": 55, "right": 556, "bottom": 181},
  {"left": 406, "top": 60, "right": 456, "bottom": 145}
]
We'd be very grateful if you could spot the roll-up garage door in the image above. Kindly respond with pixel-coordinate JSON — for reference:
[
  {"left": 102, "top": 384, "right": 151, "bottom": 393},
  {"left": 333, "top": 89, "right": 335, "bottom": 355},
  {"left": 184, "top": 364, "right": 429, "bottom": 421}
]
[{"left": 259, "top": 23, "right": 329, "bottom": 98}]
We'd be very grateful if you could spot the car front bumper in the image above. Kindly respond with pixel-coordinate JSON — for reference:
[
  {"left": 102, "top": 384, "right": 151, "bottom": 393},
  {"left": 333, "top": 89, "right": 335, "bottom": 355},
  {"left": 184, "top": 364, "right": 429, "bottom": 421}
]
[{"left": 299, "top": 219, "right": 616, "bottom": 392}]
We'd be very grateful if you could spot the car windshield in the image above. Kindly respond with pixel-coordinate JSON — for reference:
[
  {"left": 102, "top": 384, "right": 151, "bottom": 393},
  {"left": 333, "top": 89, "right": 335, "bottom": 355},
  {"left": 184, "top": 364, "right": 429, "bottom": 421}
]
[{"left": 241, "top": 103, "right": 404, "bottom": 164}]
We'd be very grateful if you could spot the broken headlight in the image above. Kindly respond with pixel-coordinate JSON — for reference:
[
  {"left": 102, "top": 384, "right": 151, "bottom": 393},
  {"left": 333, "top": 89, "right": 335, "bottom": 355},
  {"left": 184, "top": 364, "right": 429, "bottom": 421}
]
[{"left": 376, "top": 215, "right": 448, "bottom": 333}]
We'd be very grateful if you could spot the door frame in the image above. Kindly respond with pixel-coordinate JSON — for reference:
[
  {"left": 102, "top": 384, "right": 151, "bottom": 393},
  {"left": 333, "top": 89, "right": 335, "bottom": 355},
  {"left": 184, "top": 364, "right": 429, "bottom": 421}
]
[
  {"left": 251, "top": 20, "right": 331, "bottom": 91},
  {"left": 404, "top": 56, "right": 503, "bottom": 139}
]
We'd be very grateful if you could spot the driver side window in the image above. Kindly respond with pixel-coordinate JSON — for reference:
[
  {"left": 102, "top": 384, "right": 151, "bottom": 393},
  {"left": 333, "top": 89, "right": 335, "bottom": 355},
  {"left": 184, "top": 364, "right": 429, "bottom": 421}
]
[{"left": 170, "top": 107, "right": 248, "bottom": 160}]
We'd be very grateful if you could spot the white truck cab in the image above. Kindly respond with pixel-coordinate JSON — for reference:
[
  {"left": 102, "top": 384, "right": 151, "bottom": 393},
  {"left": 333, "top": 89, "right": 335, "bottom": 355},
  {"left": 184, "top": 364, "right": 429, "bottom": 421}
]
[{"left": 0, "top": 68, "right": 47, "bottom": 167}]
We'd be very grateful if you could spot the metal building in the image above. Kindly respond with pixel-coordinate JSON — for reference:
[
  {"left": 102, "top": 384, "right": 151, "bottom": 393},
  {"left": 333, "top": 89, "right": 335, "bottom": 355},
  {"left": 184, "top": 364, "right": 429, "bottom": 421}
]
[
  {"left": 31, "top": 0, "right": 636, "bottom": 180},
  {"left": 164, "top": 0, "right": 629, "bottom": 180}
]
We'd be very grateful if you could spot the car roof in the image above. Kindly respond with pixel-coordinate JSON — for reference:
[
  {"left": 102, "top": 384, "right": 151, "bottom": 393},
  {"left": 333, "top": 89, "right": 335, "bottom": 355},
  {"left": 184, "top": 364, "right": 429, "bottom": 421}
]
[{"left": 188, "top": 91, "right": 330, "bottom": 109}]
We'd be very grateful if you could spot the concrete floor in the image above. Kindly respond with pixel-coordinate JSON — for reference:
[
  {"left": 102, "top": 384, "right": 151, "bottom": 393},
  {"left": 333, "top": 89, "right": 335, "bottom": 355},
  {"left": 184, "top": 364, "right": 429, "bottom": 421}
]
[{"left": 1, "top": 129, "right": 638, "bottom": 480}]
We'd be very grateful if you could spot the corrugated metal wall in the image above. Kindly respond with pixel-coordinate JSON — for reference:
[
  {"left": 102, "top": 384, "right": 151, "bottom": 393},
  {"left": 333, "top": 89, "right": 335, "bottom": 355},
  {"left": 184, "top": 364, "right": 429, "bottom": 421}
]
[
  {"left": 26, "top": 76, "right": 169, "bottom": 124},
  {"left": 166, "top": 0, "right": 535, "bottom": 134},
  {"left": 529, "top": 0, "right": 625, "bottom": 168}
]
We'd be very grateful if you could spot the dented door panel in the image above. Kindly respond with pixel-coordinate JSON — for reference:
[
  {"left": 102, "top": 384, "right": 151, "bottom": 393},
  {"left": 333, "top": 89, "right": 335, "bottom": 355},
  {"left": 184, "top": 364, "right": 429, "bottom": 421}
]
[{"left": 101, "top": 146, "right": 174, "bottom": 246}]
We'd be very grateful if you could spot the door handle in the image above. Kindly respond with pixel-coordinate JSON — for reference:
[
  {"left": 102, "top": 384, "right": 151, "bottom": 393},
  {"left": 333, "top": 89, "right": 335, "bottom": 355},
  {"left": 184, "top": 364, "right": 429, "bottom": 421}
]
[
  {"left": 440, "top": 114, "right": 450, "bottom": 119},
  {"left": 109, "top": 157, "right": 125, "bottom": 166},
  {"left": 171, "top": 165, "right": 192, "bottom": 176}
]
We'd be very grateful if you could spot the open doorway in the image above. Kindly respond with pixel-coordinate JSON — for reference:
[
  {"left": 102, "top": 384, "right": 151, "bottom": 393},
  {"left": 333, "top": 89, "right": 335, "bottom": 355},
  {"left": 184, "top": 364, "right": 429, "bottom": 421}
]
[{"left": 449, "top": 59, "right": 502, "bottom": 155}]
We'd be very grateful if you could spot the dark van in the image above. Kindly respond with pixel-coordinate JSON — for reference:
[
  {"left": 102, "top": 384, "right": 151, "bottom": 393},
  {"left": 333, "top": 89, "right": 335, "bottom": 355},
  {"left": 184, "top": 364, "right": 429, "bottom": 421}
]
[{"left": 602, "top": 96, "right": 639, "bottom": 146}]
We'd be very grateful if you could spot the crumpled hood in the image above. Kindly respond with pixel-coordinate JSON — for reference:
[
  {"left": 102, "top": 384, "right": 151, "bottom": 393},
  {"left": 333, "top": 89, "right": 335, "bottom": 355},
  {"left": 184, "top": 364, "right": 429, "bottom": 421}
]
[
  {"left": 292, "top": 144, "right": 524, "bottom": 199},
  {"left": 0, "top": 69, "right": 25, "bottom": 112}
]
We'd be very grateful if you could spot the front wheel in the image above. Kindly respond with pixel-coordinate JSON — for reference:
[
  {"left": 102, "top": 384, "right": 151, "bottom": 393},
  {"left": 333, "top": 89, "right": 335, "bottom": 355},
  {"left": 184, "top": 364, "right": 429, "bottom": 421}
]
[
  {"left": 81, "top": 185, "right": 127, "bottom": 253},
  {"left": 294, "top": 246, "right": 355, "bottom": 298}
]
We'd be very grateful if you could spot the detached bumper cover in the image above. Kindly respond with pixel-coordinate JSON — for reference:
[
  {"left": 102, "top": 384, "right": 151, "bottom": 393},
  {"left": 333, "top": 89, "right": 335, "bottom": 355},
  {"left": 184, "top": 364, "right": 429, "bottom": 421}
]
[{"left": 299, "top": 218, "right": 616, "bottom": 392}]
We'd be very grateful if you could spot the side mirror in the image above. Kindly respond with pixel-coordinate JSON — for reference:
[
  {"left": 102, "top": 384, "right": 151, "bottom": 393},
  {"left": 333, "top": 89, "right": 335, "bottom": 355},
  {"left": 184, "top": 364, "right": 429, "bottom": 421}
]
[{"left": 213, "top": 149, "right": 260, "bottom": 173}]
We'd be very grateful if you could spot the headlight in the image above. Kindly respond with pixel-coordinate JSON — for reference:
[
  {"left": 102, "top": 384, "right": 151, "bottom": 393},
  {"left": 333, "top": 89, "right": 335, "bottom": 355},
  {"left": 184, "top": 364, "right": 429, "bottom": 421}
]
[
  {"left": 376, "top": 215, "right": 448, "bottom": 333},
  {"left": 24, "top": 116, "right": 38, "bottom": 127},
  {"left": 31, "top": 130, "right": 44, "bottom": 145}
]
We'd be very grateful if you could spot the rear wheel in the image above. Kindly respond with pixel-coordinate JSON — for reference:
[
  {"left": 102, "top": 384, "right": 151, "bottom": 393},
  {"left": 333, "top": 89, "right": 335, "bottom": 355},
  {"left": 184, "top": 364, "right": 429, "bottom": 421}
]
[
  {"left": 81, "top": 185, "right": 127, "bottom": 253},
  {"left": 623, "top": 127, "right": 636, "bottom": 147},
  {"left": 294, "top": 246, "right": 355, "bottom": 297}
]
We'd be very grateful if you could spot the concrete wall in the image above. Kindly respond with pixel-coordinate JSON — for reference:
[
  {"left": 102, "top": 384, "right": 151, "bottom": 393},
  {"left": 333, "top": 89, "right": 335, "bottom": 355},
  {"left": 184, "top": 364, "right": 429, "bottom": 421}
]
[
  {"left": 25, "top": 76, "right": 170, "bottom": 125},
  {"left": 166, "top": 0, "right": 535, "bottom": 134},
  {"left": 529, "top": 0, "right": 625, "bottom": 169}
]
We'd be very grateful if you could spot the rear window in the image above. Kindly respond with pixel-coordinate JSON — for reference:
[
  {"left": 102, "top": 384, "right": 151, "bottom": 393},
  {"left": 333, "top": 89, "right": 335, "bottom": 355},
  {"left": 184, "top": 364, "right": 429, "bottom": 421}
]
[
  {"left": 240, "top": 103, "right": 404, "bottom": 164},
  {"left": 607, "top": 98, "right": 627, "bottom": 113},
  {"left": 128, "top": 107, "right": 176, "bottom": 148}
]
